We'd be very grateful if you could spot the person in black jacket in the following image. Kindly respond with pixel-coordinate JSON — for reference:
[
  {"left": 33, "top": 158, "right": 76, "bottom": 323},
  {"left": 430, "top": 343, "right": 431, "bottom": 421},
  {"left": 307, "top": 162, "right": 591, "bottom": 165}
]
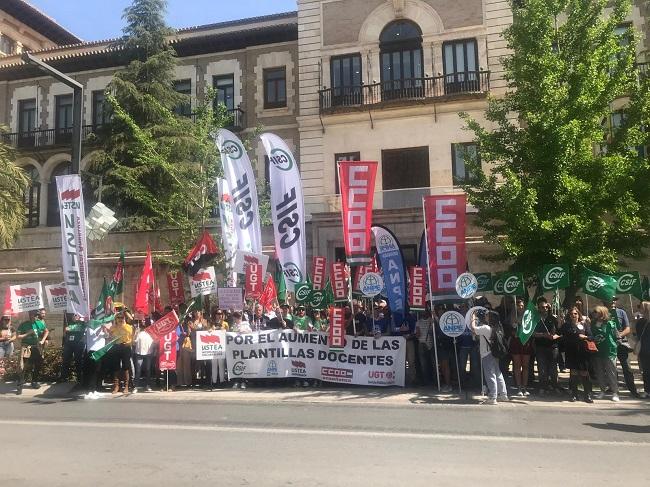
[
  {"left": 533, "top": 296, "right": 561, "bottom": 395},
  {"left": 635, "top": 302, "right": 650, "bottom": 398},
  {"left": 560, "top": 307, "right": 594, "bottom": 403}
]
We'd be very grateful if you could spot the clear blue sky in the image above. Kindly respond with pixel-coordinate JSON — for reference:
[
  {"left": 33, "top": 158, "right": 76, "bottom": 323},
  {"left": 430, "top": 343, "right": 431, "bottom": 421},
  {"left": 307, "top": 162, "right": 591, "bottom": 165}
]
[{"left": 29, "top": 0, "right": 298, "bottom": 41}]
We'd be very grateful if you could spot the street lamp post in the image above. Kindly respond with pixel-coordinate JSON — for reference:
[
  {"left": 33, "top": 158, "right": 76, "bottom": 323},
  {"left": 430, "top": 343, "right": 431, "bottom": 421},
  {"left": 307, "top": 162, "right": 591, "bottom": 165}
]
[{"left": 21, "top": 52, "right": 83, "bottom": 174}]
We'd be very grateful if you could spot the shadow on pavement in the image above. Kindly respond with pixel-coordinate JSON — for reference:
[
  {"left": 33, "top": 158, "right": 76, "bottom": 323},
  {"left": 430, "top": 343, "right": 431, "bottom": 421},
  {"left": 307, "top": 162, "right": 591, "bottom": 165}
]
[{"left": 584, "top": 422, "right": 650, "bottom": 434}]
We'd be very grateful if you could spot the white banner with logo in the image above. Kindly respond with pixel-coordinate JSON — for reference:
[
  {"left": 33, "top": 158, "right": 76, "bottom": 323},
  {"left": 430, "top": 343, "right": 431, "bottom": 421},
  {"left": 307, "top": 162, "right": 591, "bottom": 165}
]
[
  {"left": 215, "top": 129, "right": 262, "bottom": 254},
  {"left": 9, "top": 282, "right": 44, "bottom": 313},
  {"left": 233, "top": 250, "right": 269, "bottom": 277},
  {"left": 189, "top": 266, "right": 217, "bottom": 297},
  {"left": 260, "top": 133, "right": 306, "bottom": 291},
  {"left": 196, "top": 330, "right": 227, "bottom": 360},
  {"left": 56, "top": 175, "right": 91, "bottom": 318},
  {"left": 225, "top": 330, "right": 405, "bottom": 387},
  {"left": 216, "top": 178, "right": 238, "bottom": 284},
  {"left": 44, "top": 283, "right": 68, "bottom": 311}
]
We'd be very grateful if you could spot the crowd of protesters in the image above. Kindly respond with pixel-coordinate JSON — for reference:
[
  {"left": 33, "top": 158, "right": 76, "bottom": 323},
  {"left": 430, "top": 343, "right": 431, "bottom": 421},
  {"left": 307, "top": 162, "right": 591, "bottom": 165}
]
[{"left": 0, "top": 294, "right": 649, "bottom": 404}]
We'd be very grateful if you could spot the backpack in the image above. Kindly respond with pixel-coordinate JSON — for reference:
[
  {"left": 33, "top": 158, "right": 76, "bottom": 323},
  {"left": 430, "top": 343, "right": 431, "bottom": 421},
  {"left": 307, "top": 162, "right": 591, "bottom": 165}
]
[{"left": 485, "top": 322, "right": 508, "bottom": 359}]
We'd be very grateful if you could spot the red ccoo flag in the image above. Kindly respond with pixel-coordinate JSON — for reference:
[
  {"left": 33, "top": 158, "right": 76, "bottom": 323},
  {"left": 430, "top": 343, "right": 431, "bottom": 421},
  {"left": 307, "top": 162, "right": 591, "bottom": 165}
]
[{"left": 134, "top": 245, "right": 154, "bottom": 314}]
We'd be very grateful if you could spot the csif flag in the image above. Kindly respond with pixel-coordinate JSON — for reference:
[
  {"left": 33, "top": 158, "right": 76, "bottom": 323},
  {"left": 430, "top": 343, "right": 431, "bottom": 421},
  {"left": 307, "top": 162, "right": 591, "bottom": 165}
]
[
  {"left": 614, "top": 271, "right": 643, "bottom": 301},
  {"left": 642, "top": 275, "right": 650, "bottom": 301},
  {"left": 337, "top": 161, "right": 378, "bottom": 266},
  {"left": 93, "top": 278, "right": 113, "bottom": 320},
  {"left": 539, "top": 265, "right": 570, "bottom": 291},
  {"left": 260, "top": 133, "right": 306, "bottom": 292},
  {"left": 215, "top": 129, "right": 262, "bottom": 253},
  {"left": 500, "top": 272, "right": 525, "bottom": 296},
  {"left": 518, "top": 298, "right": 540, "bottom": 345},
  {"left": 183, "top": 230, "right": 219, "bottom": 276},
  {"left": 216, "top": 178, "right": 238, "bottom": 284},
  {"left": 475, "top": 272, "right": 493, "bottom": 292},
  {"left": 578, "top": 267, "right": 617, "bottom": 302},
  {"left": 134, "top": 245, "right": 154, "bottom": 314}
]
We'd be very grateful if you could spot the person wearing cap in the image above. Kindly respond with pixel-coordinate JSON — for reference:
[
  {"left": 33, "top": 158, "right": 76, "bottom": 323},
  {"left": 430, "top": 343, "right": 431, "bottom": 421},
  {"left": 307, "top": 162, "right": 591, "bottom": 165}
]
[
  {"left": 59, "top": 313, "right": 86, "bottom": 384},
  {"left": 293, "top": 306, "right": 312, "bottom": 331},
  {"left": 268, "top": 305, "right": 294, "bottom": 330},
  {"left": 15, "top": 308, "right": 49, "bottom": 394},
  {"left": 605, "top": 297, "right": 639, "bottom": 397},
  {"left": 0, "top": 314, "right": 15, "bottom": 359}
]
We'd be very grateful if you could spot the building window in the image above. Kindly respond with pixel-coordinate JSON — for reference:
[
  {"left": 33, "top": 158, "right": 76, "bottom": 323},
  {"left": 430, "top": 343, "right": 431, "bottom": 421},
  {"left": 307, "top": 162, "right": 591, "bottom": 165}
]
[
  {"left": 614, "top": 23, "right": 632, "bottom": 47},
  {"left": 55, "top": 94, "right": 74, "bottom": 143},
  {"left": 22, "top": 165, "right": 40, "bottom": 228},
  {"left": 0, "top": 34, "right": 16, "bottom": 55},
  {"left": 381, "top": 146, "right": 429, "bottom": 209},
  {"left": 92, "top": 90, "right": 111, "bottom": 128},
  {"left": 18, "top": 99, "right": 37, "bottom": 148},
  {"left": 173, "top": 79, "right": 192, "bottom": 117},
  {"left": 264, "top": 67, "right": 287, "bottom": 109},
  {"left": 443, "top": 39, "right": 479, "bottom": 94},
  {"left": 451, "top": 143, "right": 479, "bottom": 185},
  {"left": 47, "top": 162, "right": 72, "bottom": 227},
  {"left": 334, "top": 152, "right": 360, "bottom": 194},
  {"left": 379, "top": 20, "right": 424, "bottom": 100},
  {"left": 213, "top": 75, "right": 235, "bottom": 112},
  {"left": 330, "top": 54, "right": 362, "bottom": 106}
]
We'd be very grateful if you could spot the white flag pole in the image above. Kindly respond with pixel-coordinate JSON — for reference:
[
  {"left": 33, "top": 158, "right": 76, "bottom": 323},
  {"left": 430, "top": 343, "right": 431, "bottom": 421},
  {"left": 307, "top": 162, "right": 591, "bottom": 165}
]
[{"left": 422, "top": 197, "right": 441, "bottom": 392}]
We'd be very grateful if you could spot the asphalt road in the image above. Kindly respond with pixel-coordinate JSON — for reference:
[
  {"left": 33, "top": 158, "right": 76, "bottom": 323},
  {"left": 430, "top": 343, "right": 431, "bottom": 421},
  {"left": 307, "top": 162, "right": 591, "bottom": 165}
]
[{"left": 1, "top": 397, "right": 649, "bottom": 486}]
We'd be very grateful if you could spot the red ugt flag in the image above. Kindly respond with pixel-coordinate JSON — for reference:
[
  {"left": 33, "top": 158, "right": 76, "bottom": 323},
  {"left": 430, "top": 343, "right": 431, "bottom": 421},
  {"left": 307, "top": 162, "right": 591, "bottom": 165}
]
[
  {"left": 259, "top": 274, "right": 278, "bottom": 312},
  {"left": 134, "top": 245, "right": 154, "bottom": 314}
]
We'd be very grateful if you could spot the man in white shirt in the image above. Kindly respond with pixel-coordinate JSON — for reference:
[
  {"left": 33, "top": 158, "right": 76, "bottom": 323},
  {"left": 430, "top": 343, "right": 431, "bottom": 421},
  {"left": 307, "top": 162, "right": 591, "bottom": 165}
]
[{"left": 469, "top": 310, "right": 508, "bottom": 405}]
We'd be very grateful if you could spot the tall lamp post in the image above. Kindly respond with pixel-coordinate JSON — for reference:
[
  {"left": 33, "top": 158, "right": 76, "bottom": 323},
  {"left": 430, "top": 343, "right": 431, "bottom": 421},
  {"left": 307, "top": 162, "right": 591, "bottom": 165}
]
[{"left": 22, "top": 52, "right": 83, "bottom": 174}]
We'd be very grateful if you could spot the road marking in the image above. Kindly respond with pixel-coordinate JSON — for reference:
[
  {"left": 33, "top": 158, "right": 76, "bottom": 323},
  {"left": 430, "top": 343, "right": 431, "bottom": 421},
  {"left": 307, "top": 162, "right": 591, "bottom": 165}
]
[{"left": 0, "top": 419, "right": 647, "bottom": 446}]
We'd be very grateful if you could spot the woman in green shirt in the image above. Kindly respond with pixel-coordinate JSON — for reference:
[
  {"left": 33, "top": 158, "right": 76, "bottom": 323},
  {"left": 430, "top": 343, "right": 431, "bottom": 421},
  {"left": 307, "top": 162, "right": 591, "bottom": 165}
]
[{"left": 590, "top": 306, "right": 620, "bottom": 402}]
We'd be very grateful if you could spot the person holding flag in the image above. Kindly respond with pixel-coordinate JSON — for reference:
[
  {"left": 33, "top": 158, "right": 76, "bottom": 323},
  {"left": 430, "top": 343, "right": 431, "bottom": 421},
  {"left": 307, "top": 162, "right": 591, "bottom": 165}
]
[
  {"left": 532, "top": 296, "right": 561, "bottom": 395},
  {"left": 58, "top": 313, "right": 86, "bottom": 385},
  {"left": 15, "top": 308, "right": 49, "bottom": 395},
  {"left": 510, "top": 297, "right": 533, "bottom": 397},
  {"left": 590, "top": 306, "right": 621, "bottom": 401}
]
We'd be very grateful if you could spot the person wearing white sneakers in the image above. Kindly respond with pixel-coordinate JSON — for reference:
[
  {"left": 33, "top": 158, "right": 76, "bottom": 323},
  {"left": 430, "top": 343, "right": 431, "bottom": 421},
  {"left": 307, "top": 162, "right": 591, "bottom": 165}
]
[
  {"left": 469, "top": 309, "right": 508, "bottom": 405},
  {"left": 590, "top": 306, "right": 620, "bottom": 402}
]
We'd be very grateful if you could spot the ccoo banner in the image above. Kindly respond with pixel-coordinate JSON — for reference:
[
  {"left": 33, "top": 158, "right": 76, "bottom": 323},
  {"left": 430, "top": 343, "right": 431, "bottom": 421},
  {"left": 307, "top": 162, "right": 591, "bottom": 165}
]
[
  {"left": 371, "top": 225, "right": 407, "bottom": 328},
  {"left": 260, "top": 133, "right": 306, "bottom": 291},
  {"left": 330, "top": 262, "right": 349, "bottom": 303},
  {"left": 423, "top": 195, "right": 467, "bottom": 301},
  {"left": 408, "top": 267, "right": 426, "bottom": 311},
  {"left": 44, "top": 283, "right": 68, "bottom": 312},
  {"left": 311, "top": 256, "right": 328, "bottom": 291},
  {"left": 215, "top": 129, "right": 263, "bottom": 254},
  {"left": 56, "top": 175, "right": 91, "bottom": 318},
  {"left": 338, "top": 161, "right": 378, "bottom": 266}
]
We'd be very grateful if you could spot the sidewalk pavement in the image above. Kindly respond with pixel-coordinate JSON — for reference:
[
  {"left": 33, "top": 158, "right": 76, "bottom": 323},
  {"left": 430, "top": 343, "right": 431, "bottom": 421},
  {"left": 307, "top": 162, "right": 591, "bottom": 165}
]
[{"left": 1, "top": 381, "right": 648, "bottom": 410}]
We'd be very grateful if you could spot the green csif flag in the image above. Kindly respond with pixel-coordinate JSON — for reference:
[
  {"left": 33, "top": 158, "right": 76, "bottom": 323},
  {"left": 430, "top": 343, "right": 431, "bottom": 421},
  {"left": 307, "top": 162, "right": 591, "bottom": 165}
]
[
  {"left": 579, "top": 267, "right": 617, "bottom": 302},
  {"left": 475, "top": 273, "right": 493, "bottom": 292},
  {"left": 614, "top": 271, "right": 643, "bottom": 301},
  {"left": 91, "top": 337, "right": 120, "bottom": 362},
  {"left": 492, "top": 274, "right": 506, "bottom": 295},
  {"left": 518, "top": 297, "right": 540, "bottom": 345},
  {"left": 539, "top": 265, "right": 570, "bottom": 291},
  {"left": 93, "top": 278, "right": 112, "bottom": 320},
  {"left": 496, "top": 272, "right": 525, "bottom": 296},
  {"left": 274, "top": 267, "right": 287, "bottom": 304},
  {"left": 295, "top": 281, "right": 313, "bottom": 304}
]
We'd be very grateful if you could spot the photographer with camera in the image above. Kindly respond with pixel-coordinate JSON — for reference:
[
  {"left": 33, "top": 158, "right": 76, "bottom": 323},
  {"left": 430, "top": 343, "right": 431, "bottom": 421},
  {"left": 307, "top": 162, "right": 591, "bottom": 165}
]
[{"left": 469, "top": 308, "right": 508, "bottom": 405}]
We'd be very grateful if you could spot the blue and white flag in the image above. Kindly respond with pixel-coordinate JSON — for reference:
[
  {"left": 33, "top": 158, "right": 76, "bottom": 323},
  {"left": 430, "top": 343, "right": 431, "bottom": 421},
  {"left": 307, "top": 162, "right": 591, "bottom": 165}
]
[{"left": 372, "top": 225, "right": 407, "bottom": 330}]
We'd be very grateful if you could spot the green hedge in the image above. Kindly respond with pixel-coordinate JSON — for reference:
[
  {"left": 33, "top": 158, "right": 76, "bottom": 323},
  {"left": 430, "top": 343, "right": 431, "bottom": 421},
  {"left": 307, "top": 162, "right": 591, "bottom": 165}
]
[{"left": 0, "top": 346, "right": 65, "bottom": 382}]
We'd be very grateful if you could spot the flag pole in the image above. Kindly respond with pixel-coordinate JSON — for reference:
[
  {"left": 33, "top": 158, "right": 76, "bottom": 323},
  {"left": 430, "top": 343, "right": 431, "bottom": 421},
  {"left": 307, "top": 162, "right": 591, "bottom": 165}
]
[
  {"left": 453, "top": 337, "right": 461, "bottom": 395},
  {"left": 421, "top": 197, "right": 441, "bottom": 392}
]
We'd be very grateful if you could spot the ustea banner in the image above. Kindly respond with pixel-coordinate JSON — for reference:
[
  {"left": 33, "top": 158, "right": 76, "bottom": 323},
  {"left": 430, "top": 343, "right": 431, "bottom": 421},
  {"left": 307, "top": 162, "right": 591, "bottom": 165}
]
[
  {"left": 10, "top": 282, "right": 44, "bottom": 313},
  {"left": 56, "top": 175, "right": 90, "bottom": 318},
  {"left": 338, "top": 161, "right": 378, "bottom": 266},
  {"left": 260, "top": 133, "right": 306, "bottom": 291},
  {"left": 196, "top": 330, "right": 226, "bottom": 360},
  {"left": 44, "top": 283, "right": 68, "bottom": 312},
  {"left": 189, "top": 267, "right": 217, "bottom": 297},
  {"left": 423, "top": 195, "right": 466, "bottom": 301},
  {"left": 215, "top": 129, "right": 262, "bottom": 253},
  {"left": 225, "top": 330, "right": 405, "bottom": 387}
]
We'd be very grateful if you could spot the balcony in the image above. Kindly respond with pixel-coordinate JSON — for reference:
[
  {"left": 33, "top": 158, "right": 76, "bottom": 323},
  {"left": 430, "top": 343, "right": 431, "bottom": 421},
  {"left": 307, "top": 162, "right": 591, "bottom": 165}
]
[{"left": 318, "top": 71, "right": 490, "bottom": 114}]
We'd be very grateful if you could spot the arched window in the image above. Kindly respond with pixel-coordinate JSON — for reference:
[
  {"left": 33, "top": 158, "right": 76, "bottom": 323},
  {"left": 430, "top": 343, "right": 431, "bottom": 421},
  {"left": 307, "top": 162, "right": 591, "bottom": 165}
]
[
  {"left": 22, "top": 165, "right": 40, "bottom": 228},
  {"left": 379, "top": 20, "right": 424, "bottom": 100},
  {"left": 47, "top": 161, "right": 72, "bottom": 227}
]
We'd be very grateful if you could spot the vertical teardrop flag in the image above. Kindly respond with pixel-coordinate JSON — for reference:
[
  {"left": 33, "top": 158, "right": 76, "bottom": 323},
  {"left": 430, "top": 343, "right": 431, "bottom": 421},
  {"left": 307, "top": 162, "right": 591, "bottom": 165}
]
[
  {"left": 215, "top": 129, "right": 262, "bottom": 253},
  {"left": 135, "top": 245, "right": 154, "bottom": 314},
  {"left": 371, "top": 225, "right": 407, "bottom": 328},
  {"left": 337, "top": 161, "right": 377, "bottom": 266},
  {"left": 217, "top": 178, "right": 239, "bottom": 284},
  {"left": 260, "top": 133, "right": 306, "bottom": 291}
]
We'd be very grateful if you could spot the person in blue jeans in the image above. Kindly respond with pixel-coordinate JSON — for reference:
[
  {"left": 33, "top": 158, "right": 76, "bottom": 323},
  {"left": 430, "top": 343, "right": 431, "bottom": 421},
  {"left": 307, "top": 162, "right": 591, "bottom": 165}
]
[{"left": 469, "top": 309, "right": 508, "bottom": 405}]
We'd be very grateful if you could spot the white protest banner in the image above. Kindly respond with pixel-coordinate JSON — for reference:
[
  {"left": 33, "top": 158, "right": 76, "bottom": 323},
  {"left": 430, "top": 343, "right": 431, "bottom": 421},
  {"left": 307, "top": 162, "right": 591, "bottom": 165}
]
[
  {"left": 44, "top": 283, "right": 68, "bottom": 311},
  {"left": 215, "top": 129, "right": 262, "bottom": 254},
  {"left": 217, "top": 287, "right": 244, "bottom": 310},
  {"left": 56, "top": 175, "right": 90, "bottom": 318},
  {"left": 216, "top": 178, "right": 239, "bottom": 283},
  {"left": 233, "top": 250, "right": 269, "bottom": 277},
  {"left": 260, "top": 133, "right": 306, "bottom": 291},
  {"left": 189, "top": 266, "right": 217, "bottom": 297},
  {"left": 196, "top": 330, "right": 227, "bottom": 360},
  {"left": 9, "top": 282, "right": 44, "bottom": 313},
  {"left": 225, "top": 330, "right": 405, "bottom": 387}
]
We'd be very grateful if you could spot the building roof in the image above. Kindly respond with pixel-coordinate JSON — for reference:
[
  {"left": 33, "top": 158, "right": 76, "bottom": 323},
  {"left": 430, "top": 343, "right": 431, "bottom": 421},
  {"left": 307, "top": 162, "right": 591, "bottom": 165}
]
[
  {"left": 0, "top": 11, "right": 298, "bottom": 81},
  {"left": 0, "top": 0, "right": 82, "bottom": 45}
]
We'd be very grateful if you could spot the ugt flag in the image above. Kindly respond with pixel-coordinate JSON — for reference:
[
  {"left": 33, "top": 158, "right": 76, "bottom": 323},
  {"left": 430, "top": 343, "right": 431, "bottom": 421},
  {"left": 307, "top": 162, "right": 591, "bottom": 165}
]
[
  {"left": 260, "top": 133, "right": 306, "bottom": 291},
  {"left": 183, "top": 230, "right": 219, "bottom": 277},
  {"left": 338, "top": 161, "right": 377, "bottom": 266},
  {"left": 579, "top": 267, "right": 617, "bottom": 302}
]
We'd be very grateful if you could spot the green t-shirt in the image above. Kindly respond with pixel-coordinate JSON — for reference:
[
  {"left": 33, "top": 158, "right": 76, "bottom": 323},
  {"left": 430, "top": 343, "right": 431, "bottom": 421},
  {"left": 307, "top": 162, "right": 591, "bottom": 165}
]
[
  {"left": 17, "top": 319, "right": 47, "bottom": 346},
  {"left": 293, "top": 315, "right": 312, "bottom": 331},
  {"left": 592, "top": 320, "right": 618, "bottom": 358}
]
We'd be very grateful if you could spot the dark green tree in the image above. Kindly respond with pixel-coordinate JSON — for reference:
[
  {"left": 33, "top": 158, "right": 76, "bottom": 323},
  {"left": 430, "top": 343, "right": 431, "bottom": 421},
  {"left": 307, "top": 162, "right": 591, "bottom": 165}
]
[
  {"left": 462, "top": 0, "right": 650, "bottom": 290},
  {"left": 0, "top": 129, "right": 29, "bottom": 248}
]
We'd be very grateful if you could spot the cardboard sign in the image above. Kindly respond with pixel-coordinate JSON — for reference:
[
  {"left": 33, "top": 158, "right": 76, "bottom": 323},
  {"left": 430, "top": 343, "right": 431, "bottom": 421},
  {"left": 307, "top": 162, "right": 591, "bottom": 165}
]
[
  {"left": 44, "top": 283, "right": 68, "bottom": 311},
  {"left": 217, "top": 287, "right": 244, "bottom": 310},
  {"left": 9, "top": 282, "right": 44, "bottom": 313},
  {"left": 196, "top": 330, "right": 226, "bottom": 360},
  {"left": 189, "top": 266, "right": 217, "bottom": 297}
]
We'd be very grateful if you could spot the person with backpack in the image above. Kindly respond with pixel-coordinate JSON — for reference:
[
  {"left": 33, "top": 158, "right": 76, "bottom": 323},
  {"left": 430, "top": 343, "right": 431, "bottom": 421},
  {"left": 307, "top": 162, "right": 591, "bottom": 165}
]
[{"left": 469, "top": 309, "right": 509, "bottom": 405}]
